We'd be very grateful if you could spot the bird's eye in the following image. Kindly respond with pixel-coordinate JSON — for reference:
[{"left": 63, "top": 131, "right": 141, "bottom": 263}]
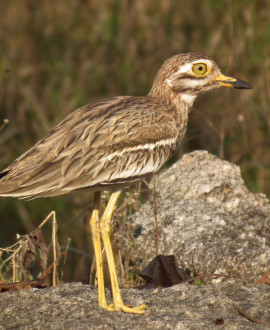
[{"left": 192, "top": 63, "right": 208, "bottom": 76}]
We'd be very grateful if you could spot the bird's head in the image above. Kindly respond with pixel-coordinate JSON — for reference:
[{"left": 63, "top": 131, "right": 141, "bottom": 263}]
[{"left": 149, "top": 53, "right": 252, "bottom": 106}]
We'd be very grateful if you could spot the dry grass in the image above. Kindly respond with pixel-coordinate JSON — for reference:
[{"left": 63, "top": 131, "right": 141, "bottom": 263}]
[{"left": 0, "top": 0, "right": 270, "bottom": 282}]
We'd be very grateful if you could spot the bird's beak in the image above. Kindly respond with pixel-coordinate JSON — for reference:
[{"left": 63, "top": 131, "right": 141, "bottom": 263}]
[{"left": 215, "top": 74, "right": 252, "bottom": 89}]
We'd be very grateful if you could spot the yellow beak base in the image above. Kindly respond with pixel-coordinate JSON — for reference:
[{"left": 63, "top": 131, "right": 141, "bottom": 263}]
[{"left": 215, "top": 74, "right": 252, "bottom": 89}]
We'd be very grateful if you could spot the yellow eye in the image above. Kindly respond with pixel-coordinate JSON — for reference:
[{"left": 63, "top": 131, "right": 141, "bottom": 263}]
[{"left": 192, "top": 63, "right": 208, "bottom": 76}]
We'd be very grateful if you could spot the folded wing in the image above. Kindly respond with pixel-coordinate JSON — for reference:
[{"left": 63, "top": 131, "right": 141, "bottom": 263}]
[{"left": 0, "top": 96, "right": 179, "bottom": 198}]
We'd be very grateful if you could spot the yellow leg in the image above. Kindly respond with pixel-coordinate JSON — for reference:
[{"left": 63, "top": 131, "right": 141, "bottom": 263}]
[
  {"left": 89, "top": 191, "right": 108, "bottom": 308},
  {"left": 100, "top": 191, "right": 147, "bottom": 314}
]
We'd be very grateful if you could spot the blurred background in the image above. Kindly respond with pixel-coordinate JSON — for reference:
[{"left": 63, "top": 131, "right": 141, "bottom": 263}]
[{"left": 0, "top": 0, "right": 269, "bottom": 284}]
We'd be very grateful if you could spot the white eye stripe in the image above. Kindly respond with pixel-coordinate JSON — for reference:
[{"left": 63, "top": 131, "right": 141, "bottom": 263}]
[
  {"left": 177, "top": 63, "right": 192, "bottom": 73},
  {"left": 166, "top": 59, "right": 214, "bottom": 90}
]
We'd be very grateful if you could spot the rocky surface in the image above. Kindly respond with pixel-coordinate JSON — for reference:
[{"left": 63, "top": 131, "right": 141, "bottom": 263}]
[
  {"left": 132, "top": 151, "right": 270, "bottom": 283},
  {"left": 0, "top": 281, "right": 270, "bottom": 329},
  {"left": 0, "top": 151, "right": 270, "bottom": 329}
]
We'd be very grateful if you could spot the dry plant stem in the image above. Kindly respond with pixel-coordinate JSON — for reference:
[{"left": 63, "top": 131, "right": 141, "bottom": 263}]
[
  {"left": 181, "top": 273, "right": 234, "bottom": 284},
  {"left": 118, "top": 249, "right": 125, "bottom": 287},
  {"left": 52, "top": 211, "right": 57, "bottom": 286},
  {"left": 12, "top": 255, "right": 16, "bottom": 282},
  {"left": 144, "top": 177, "right": 160, "bottom": 255},
  {"left": 152, "top": 175, "right": 159, "bottom": 255},
  {"left": 0, "top": 119, "right": 9, "bottom": 132},
  {"left": 0, "top": 211, "right": 58, "bottom": 284},
  {"left": 89, "top": 254, "right": 96, "bottom": 285},
  {"left": 0, "top": 242, "right": 23, "bottom": 279},
  {"left": 0, "top": 239, "right": 26, "bottom": 253},
  {"left": 38, "top": 211, "right": 57, "bottom": 286},
  {"left": 38, "top": 211, "right": 55, "bottom": 229},
  {"left": 232, "top": 303, "right": 265, "bottom": 325}
]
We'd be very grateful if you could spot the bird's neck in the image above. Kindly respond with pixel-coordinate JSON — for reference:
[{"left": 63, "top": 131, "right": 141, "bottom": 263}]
[
  {"left": 148, "top": 84, "right": 197, "bottom": 116},
  {"left": 148, "top": 85, "right": 197, "bottom": 145}
]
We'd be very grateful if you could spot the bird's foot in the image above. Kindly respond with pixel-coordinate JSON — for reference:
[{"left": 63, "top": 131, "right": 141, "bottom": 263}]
[{"left": 103, "top": 303, "right": 147, "bottom": 314}]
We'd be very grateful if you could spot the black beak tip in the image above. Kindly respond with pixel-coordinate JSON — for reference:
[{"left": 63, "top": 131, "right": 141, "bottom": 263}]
[{"left": 234, "top": 79, "right": 253, "bottom": 90}]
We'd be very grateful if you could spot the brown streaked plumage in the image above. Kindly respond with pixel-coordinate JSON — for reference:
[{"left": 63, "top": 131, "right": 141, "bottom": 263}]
[{"left": 0, "top": 53, "right": 252, "bottom": 313}]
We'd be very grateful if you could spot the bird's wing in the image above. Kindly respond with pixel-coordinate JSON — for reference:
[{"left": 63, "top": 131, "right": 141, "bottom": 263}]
[{"left": 0, "top": 96, "right": 179, "bottom": 198}]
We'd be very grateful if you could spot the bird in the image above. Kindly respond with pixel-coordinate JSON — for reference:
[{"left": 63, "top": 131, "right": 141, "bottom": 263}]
[{"left": 0, "top": 53, "right": 252, "bottom": 313}]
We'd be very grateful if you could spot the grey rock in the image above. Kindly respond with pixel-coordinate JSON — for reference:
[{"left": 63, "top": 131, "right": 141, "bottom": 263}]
[
  {"left": 0, "top": 281, "right": 270, "bottom": 329},
  {"left": 133, "top": 151, "right": 270, "bottom": 282}
]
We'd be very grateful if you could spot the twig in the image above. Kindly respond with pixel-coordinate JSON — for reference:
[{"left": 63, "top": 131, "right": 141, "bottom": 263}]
[
  {"left": 232, "top": 303, "right": 265, "bottom": 325},
  {"left": 12, "top": 255, "right": 16, "bottom": 283},
  {"left": 38, "top": 211, "right": 58, "bottom": 286},
  {"left": 39, "top": 262, "right": 54, "bottom": 280},
  {"left": 52, "top": 211, "right": 57, "bottom": 286},
  {"left": 39, "top": 211, "right": 55, "bottom": 229},
  {"left": 0, "top": 242, "right": 24, "bottom": 274},
  {"left": 1, "top": 211, "right": 58, "bottom": 285},
  {"left": 118, "top": 249, "right": 125, "bottom": 286},
  {"left": 181, "top": 273, "right": 233, "bottom": 284},
  {"left": 152, "top": 175, "right": 159, "bottom": 255},
  {"left": 89, "top": 255, "right": 96, "bottom": 285},
  {"left": 0, "top": 119, "right": 9, "bottom": 132}
]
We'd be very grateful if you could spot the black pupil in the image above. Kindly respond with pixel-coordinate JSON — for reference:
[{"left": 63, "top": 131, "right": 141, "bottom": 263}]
[{"left": 198, "top": 66, "right": 203, "bottom": 71}]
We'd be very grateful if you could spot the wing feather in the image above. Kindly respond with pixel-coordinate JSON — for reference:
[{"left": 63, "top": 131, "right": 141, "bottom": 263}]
[{"left": 0, "top": 96, "right": 180, "bottom": 198}]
